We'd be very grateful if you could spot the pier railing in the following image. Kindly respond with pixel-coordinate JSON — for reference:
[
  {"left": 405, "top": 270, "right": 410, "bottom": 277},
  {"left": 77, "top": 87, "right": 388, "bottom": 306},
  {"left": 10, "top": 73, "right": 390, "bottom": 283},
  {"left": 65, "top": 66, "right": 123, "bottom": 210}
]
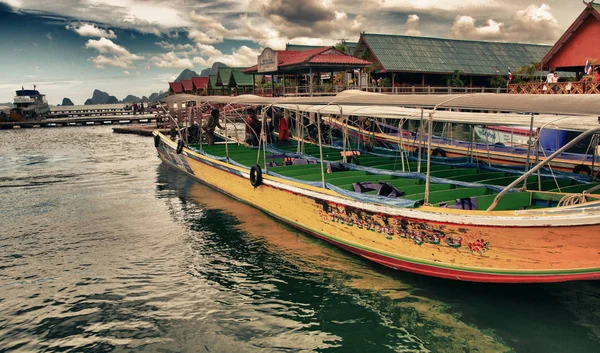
[
  {"left": 508, "top": 81, "right": 600, "bottom": 94},
  {"left": 250, "top": 85, "right": 507, "bottom": 97}
]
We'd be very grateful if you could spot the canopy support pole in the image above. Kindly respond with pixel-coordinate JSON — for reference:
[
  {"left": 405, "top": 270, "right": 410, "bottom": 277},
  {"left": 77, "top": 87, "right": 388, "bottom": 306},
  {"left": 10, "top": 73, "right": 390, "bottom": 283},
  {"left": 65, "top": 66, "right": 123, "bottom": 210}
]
[
  {"left": 469, "top": 126, "right": 474, "bottom": 163},
  {"left": 296, "top": 106, "right": 301, "bottom": 153},
  {"left": 424, "top": 112, "right": 434, "bottom": 205},
  {"left": 341, "top": 108, "right": 348, "bottom": 163},
  {"left": 309, "top": 67, "right": 313, "bottom": 97},
  {"left": 534, "top": 128, "right": 541, "bottom": 190},
  {"left": 524, "top": 113, "right": 535, "bottom": 190},
  {"left": 591, "top": 134, "right": 598, "bottom": 181},
  {"left": 417, "top": 108, "right": 424, "bottom": 173},
  {"left": 316, "top": 112, "right": 326, "bottom": 189},
  {"left": 486, "top": 126, "right": 600, "bottom": 212}
]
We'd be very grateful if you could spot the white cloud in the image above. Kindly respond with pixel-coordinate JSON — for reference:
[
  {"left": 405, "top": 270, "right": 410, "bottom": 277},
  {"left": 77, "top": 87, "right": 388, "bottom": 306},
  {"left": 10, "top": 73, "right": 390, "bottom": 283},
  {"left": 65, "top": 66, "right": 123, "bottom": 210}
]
[
  {"left": 68, "top": 23, "right": 117, "bottom": 39},
  {"left": 379, "top": 0, "right": 500, "bottom": 12},
  {"left": 150, "top": 52, "right": 194, "bottom": 69},
  {"left": 404, "top": 14, "right": 422, "bottom": 36},
  {"left": 509, "top": 4, "right": 562, "bottom": 42},
  {"left": 155, "top": 41, "right": 195, "bottom": 52},
  {"left": 192, "top": 45, "right": 260, "bottom": 68},
  {"left": 84, "top": 38, "right": 143, "bottom": 68},
  {"left": 452, "top": 4, "right": 562, "bottom": 43},
  {"left": 124, "top": 70, "right": 130, "bottom": 75},
  {"left": 452, "top": 16, "right": 504, "bottom": 40}
]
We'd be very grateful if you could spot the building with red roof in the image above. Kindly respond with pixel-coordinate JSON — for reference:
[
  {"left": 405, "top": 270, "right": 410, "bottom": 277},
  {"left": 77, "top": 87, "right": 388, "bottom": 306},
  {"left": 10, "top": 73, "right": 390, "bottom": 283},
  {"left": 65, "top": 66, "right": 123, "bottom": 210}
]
[
  {"left": 542, "top": 2, "right": 600, "bottom": 74},
  {"left": 243, "top": 46, "right": 370, "bottom": 74},
  {"left": 168, "top": 82, "right": 183, "bottom": 94},
  {"left": 180, "top": 79, "right": 194, "bottom": 92},
  {"left": 506, "top": 1, "right": 600, "bottom": 94},
  {"left": 243, "top": 46, "right": 370, "bottom": 96},
  {"left": 191, "top": 77, "right": 209, "bottom": 91}
]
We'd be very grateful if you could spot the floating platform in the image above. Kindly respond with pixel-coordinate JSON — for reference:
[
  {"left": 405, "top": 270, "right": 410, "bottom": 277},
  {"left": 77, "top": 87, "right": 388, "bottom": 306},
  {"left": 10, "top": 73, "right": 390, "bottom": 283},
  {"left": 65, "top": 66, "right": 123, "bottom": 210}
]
[{"left": 112, "top": 125, "right": 169, "bottom": 136}]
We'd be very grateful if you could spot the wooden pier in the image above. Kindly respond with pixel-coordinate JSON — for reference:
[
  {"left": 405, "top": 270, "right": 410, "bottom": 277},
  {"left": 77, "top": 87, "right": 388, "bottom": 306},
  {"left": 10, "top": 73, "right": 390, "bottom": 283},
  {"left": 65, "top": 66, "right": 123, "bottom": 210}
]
[
  {"left": 0, "top": 113, "right": 157, "bottom": 130},
  {"left": 47, "top": 104, "right": 154, "bottom": 118}
]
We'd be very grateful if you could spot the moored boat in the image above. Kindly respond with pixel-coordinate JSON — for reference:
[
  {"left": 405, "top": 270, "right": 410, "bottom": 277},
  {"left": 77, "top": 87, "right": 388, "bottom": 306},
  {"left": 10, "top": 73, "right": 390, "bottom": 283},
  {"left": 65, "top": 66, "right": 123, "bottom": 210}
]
[{"left": 153, "top": 93, "right": 600, "bottom": 283}]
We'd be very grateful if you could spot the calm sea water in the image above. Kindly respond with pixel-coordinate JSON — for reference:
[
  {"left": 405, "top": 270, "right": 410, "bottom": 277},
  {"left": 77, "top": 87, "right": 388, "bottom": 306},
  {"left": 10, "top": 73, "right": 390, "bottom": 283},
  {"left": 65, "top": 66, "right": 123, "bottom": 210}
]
[{"left": 1, "top": 126, "right": 599, "bottom": 353}]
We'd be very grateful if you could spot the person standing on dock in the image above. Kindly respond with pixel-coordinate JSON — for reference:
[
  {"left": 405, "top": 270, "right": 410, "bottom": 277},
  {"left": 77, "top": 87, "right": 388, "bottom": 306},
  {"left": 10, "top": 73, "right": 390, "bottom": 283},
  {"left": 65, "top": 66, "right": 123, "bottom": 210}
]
[
  {"left": 203, "top": 108, "right": 223, "bottom": 146},
  {"left": 245, "top": 108, "right": 261, "bottom": 146}
]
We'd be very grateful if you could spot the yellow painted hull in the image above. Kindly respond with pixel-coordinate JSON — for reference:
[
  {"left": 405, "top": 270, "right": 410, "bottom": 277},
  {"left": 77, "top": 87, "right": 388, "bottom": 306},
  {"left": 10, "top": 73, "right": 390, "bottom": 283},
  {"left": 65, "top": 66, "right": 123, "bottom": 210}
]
[{"left": 154, "top": 132, "right": 600, "bottom": 283}]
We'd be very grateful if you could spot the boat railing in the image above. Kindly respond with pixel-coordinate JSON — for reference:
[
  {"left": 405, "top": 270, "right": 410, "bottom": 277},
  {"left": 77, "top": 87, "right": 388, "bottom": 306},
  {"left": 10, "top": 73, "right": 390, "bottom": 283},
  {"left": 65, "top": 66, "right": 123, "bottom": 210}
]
[{"left": 487, "top": 126, "right": 600, "bottom": 211}]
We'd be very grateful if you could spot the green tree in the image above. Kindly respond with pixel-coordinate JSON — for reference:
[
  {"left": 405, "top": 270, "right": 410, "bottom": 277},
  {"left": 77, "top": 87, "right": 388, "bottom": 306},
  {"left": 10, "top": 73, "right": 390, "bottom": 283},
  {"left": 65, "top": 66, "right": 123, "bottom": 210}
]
[
  {"left": 515, "top": 61, "right": 541, "bottom": 83},
  {"left": 335, "top": 41, "right": 348, "bottom": 53},
  {"left": 445, "top": 70, "right": 464, "bottom": 87},
  {"left": 489, "top": 75, "right": 507, "bottom": 88}
]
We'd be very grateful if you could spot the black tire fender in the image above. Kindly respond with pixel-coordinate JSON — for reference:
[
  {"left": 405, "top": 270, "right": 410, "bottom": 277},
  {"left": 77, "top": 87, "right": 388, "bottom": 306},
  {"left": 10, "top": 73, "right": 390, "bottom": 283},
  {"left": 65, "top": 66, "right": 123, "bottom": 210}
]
[
  {"left": 154, "top": 134, "right": 161, "bottom": 148},
  {"left": 573, "top": 164, "right": 592, "bottom": 175},
  {"left": 176, "top": 139, "right": 184, "bottom": 154},
  {"left": 432, "top": 148, "right": 446, "bottom": 157},
  {"left": 250, "top": 164, "right": 263, "bottom": 187}
]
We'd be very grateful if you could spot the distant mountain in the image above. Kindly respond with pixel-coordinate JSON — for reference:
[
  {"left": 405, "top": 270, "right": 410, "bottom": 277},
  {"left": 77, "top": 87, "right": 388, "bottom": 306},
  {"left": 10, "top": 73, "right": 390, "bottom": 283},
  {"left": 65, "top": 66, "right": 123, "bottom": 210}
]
[
  {"left": 61, "top": 98, "right": 74, "bottom": 106},
  {"left": 84, "top": 89, "right": 119, "bottom": 105},
  {"left": 199, "top": 68, "right": 210, "bottom": 77},
  {"left": 174, "top": 68, "right": 199, "bottom": 82},
  {"left": 122, "top": 95, "right": 142, "bottom": 103},
  {"left": 199, "top": 62, "right": 227, "bottom": 77},
  {"left": 148, "top": 91, "right": 168, "bottom": 102}
]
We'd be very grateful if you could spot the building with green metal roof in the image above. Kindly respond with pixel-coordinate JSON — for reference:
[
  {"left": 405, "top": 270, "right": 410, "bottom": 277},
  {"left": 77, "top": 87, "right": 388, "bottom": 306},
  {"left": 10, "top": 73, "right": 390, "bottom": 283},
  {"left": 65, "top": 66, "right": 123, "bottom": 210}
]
[{"left": 354, "top": 32, "right": 551, "bottom": 87}]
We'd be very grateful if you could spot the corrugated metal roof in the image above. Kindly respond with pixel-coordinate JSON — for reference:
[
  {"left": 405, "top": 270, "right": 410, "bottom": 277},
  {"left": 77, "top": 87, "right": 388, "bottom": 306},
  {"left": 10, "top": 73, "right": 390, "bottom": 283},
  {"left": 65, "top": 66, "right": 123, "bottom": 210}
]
[
  {"left": 191, "top": 77, "right": 209, "bottom": 90},
  {"left": 362, "top": 33, "right": 551, "bottom": 75},
  {"left": 244, "top": 47, "right": 370, "bottom": 73},
  {"left": 286, "top": 42, "right": 358, "bottom": 55},
  {"left": 180, "top": 79, "right": 193, "bottom": 91},
  {"left": 308, "top": 54, "right": 371, "bottom": 65},
  {"left": 169, "top": 82, "right": 183, "bottom": 93},
  {"left": 209, "top": 74, "right": 221, "bottom": 87},
  {"left": 219, "top": 68, "right": 233, "bottom": 87},
  {"left": 231, "top": 68, "right": 253, "bottom": 86}
]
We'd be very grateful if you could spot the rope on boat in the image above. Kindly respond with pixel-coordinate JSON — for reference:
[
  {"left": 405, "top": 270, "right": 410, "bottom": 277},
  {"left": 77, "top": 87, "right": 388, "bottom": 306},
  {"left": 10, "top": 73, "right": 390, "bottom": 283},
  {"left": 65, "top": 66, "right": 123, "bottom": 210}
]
[{"left": 558, "top": 193, "right": 589, "bottom": 207}]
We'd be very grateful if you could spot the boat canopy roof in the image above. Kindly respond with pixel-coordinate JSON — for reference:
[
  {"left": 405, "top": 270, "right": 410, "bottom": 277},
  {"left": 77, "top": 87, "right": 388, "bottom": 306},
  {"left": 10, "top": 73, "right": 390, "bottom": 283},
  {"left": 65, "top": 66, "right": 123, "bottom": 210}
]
[
  {"left": 15, "top": 90, "right": 40, "bottom": 97},
  {"left": 275, "top": 104, "right": 595, "bottom": 132},
  {"left": 163, "top": 91, "right": 600, "bottom": 131},
  {"left": 164, "top": 90, "right": 600, "bottom": 116}
]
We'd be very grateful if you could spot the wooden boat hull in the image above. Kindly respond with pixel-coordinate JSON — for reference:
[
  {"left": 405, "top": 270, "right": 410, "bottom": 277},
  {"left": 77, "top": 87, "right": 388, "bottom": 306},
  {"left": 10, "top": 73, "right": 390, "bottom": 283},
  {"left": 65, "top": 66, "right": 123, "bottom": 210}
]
[{"left": 154, "top": 133, "right": 600, "bottom": 283}]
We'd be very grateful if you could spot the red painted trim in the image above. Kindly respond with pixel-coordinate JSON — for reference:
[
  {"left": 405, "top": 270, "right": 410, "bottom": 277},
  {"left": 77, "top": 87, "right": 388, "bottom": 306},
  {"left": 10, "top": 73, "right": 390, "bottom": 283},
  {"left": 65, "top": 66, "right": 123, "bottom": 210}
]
[
  {"left": 487, "top": 126, "right": 532, "bottom": 136},
  {"left": 284, "top": 221, "right": 600, "bottom": 283}
]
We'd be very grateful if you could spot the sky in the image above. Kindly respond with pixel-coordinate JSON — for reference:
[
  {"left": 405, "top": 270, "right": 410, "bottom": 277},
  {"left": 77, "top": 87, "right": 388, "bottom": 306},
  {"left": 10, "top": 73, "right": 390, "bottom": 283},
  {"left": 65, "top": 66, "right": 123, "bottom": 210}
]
[{"left": 0, "top": 0, "right": 588, "bottom": 105}]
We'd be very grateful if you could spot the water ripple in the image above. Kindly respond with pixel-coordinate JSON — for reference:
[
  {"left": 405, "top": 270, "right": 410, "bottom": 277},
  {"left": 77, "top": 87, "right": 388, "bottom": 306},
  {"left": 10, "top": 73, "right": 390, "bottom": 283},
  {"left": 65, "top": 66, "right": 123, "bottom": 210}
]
[{"left": 0, "top": 127, "right": 598, "bottom": 352}]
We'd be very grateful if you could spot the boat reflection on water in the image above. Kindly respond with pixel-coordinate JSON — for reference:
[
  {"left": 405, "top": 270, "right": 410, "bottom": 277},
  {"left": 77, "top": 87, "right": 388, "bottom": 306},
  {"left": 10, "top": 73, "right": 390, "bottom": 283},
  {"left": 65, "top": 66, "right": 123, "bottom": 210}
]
[{"left": 155, "top": 163, "right": 597, "bottom": 353}]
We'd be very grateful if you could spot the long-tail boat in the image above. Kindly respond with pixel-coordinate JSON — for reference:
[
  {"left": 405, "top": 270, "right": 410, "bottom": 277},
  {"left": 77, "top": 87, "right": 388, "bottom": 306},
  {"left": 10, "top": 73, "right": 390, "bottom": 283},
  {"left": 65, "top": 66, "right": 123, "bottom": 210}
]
[{"left": 153, "top": 93, "right": 600, "bottom": 283}]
